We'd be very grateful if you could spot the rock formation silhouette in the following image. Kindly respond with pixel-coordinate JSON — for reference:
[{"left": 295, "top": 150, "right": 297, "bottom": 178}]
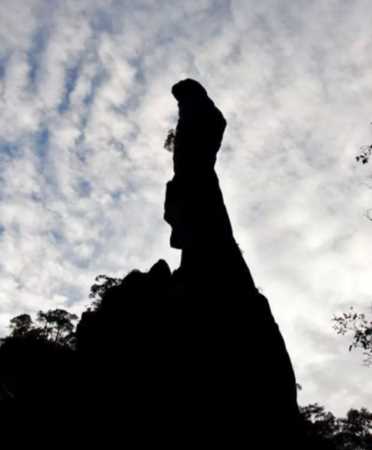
[
  {"left": 162, "top": 79, "right": 302, "bottom": 446},
  {"left": 74, "top": 79, "right": 302, "bottom": 445},
  {"left": 0, "top": 79, "right": 304, "bottom": 447}
]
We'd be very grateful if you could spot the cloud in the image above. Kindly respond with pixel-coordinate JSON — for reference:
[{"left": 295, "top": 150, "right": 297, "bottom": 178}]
[{"left": 0, "top": 0, "right": 372, "bottom": 415}]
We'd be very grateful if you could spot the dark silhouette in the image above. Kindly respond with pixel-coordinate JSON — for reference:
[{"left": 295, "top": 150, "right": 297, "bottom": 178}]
[
  {"left": 163, "top": 79, "right": 301, "bottom": 446},
  {"left": 74, "top": 79, "right": 303, "bottom": 445},
  {"left": 300, "top": 403, "right": 372, "bottom": 449},
  {"left": 356, "top": 121, "right": 372, "bottom": 164},
  {"left": 334, "top": 306, "right": 372, "bottom": 365},
  {"left": 356, "top": 145, "right": 372, "bottom": 164},
  {"left": 0, "top": 80, "right": 315, "bottom": 445},
  {"left": 0, "top": 309, "right": 77, "bottom": 427}
]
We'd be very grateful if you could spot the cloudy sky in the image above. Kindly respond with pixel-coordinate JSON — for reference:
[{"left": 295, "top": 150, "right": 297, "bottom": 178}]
[{"left": 1, "top": 0, "right": 372, "bottom": 415}]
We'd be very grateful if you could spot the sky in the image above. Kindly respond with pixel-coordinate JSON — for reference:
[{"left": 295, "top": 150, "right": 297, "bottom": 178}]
[{"left": 0, "top": 0, "right": 372, "bottom": 415}]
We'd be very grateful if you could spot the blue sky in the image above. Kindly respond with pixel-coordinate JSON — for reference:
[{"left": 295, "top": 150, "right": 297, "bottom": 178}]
[{"left": 1, "top": 0, "right": 372, "bottom": 415}]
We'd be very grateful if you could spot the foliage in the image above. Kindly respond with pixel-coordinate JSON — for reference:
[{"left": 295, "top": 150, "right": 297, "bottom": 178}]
[
  {"left": 7, "top": 309, "right": 78, "bottom": 346},
  {"left": 88, "top": 274, "right": 122, "bottom": 310},
  {"left": 37, "top": 309, "right": 78, "bottom": 344},
  {"left": 333, "top": 307, "right": 372, "bottom": 365},
  {"left": 356, "top": 145, "right": 372, "bottom": 165},
  {"left": 300, "top": 403, "right": 372, "bottom": 449},
  {"left": 9, "top": 314, "right": 33, "bottom": 337},
  {"left": 164, "top": 129, "right": 176, "bottom": 152}
]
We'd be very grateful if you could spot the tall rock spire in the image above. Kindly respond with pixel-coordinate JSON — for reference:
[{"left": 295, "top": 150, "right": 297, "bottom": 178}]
[{"left": 163, "top": 79, "right": 303, "bottom": 446}]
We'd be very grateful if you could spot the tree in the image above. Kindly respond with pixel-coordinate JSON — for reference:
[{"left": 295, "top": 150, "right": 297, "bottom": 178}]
[
  {"left": 88, "top": 274, "right": 123, "bottom": 310},
  {"left": 300, "top": 403, "right": 372, "bottom": 449},
  {"left": 6, "top": 309, "right": 78, "bottom": 346},
  {"left": 9, "top": 314, "right": 33, "bottom": 337},
  {"left": 36, "top": 309, "right": 78, "bottom": 345},
  {"left": 341, "top": 408, "right": 372, "bottom": 437},
  {"left": 1, "top": 309, "right": 78, "bottom": 403},
  {"left": 333, "top": 307, "right": 372, "bottom": 365}
]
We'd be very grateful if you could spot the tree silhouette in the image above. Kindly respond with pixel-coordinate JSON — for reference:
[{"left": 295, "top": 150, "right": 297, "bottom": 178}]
[
  {"left": 88, "top": 274, "right": 123, "bottom": 309},
  {"left": 7, "top": 309, "right": 77, "bottom": 345},
  {"left": 0, "top": 311, "right": 77, "bottom": 404},
  {"left": 36, "top": 309, "right": 77, "bottom": 345},
  {"left": 334, "top": 307, "right": 372, "bottom": 365},
  {"left": 300, "top": 403, "right": 372, "bottom": 449},
  {"left": 9, "top": 314, "right": 33, "bottom": 337}
]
